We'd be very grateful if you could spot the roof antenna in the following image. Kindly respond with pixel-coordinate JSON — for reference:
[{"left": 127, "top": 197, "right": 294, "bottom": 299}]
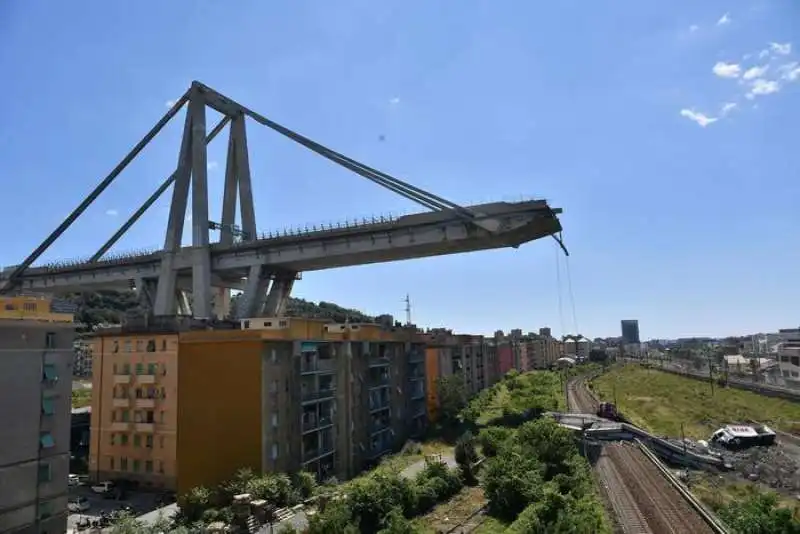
[{"left": 403, "top": 294, "right": 412, "bottom": 326}]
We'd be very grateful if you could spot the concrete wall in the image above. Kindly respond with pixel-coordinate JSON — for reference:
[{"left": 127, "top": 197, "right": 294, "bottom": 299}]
[{"left": 0, "top": 321, "right": 74, "bottom": 534}]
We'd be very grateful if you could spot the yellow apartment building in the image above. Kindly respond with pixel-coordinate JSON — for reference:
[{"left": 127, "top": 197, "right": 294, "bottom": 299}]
[{"left": 89, "top": 316, "right": 428, "bottom": 495}]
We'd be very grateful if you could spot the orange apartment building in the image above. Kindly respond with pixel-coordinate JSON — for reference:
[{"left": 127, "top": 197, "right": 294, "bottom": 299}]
[
  {"left": 422, "top": 330, "right": 499, "bottom": 422},
  {"left": 89, "top": 316, "right": 427, "bottom": 495}
]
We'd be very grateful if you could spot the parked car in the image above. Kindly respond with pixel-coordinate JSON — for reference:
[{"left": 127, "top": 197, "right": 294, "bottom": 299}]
[
  {"left": 91, "top": 481, "right": 115, "bottom": 494},
  {"left": 68, "top": 474, "right": 80, "bottom": 486},
  {"left": 68, "top": 497, "right": 90, "bottom": 513}
]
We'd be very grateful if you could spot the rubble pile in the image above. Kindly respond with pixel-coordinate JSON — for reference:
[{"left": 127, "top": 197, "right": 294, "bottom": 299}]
[{"left": 726, "top": 446, "right": 800, "bottom": 492}]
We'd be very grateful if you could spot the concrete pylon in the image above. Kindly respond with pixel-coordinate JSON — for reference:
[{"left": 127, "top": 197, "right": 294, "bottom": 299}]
[
  {"left": 263, "top": 272, "right": 296, "bottom": 317},
  {"left": 152, "top": 84, "right": 260, "bottom": 319}
]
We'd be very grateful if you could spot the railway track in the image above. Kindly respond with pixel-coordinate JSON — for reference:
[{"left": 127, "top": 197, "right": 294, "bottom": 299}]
[{"left": 568, "top": 377, "right": 723, "bottom": 534}]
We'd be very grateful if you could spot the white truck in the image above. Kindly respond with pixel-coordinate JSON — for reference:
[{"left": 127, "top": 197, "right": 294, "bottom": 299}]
[
  {"left": 91, "top": 480, "right": 115, "bottom": 494},
  {"left": 710, "top": 424, "right": 776, "bottom": 450}
]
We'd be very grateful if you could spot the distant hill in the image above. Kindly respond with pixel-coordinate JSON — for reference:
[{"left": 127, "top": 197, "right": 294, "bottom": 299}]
[{"left": 64, "top": 290, "right": 380, "bottom": 331}]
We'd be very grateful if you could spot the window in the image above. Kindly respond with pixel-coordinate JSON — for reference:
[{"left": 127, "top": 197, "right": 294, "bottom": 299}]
[
  {"left": 279, "top": 320, "right": 288, "bottom": 328},
  {"left": 146, "top": 435, "right": 153, "bottom": 448},
  {"left": 109, "top": 457, "right": 115, "bottom": 470},
  {"left": 45, "top": 332, "right": 56, "bottom": 349},
  {"left": 121, "top": 410, "right": 130, "bottom": 422},
  {"left": 37, "top": 462, "right": 51, "bottom": 483},
  {"left": 39, "top": 433, "right": 55, "bottom": 449},
  {"left": 158, "top": 460, "right": 164, "bottom": 473},
  {"left": 120, "top": 458, "right": 128, "bottom": 471},
  {"left": 145, "top": 410, "right": 154, "bottom": 423},
  {"left": 120, "top": 434, "right": 129, "bottom": 446},
  {"left": 161, "top": 339, "right": 167, "bottom": 351},
  {"left": 42, "top": 364, "right": 57, "bottom": 382},
  {"left": 133, "top": 459, "right": 141, "bottom": 472},
  {"left": 264, "top": 321, "right": 272, "bottom": 327},
  {"left": 135, "top": 340, "right": 143, "bottom": 352},
  {"left": 161, "top": 387, "right": 166, "bottom": 399},
  {"left": 160, "top": 436, "right": 165, "bottom": 449},
  {"left": 39, "top": 500, "right": 54, "bottom": 519},
  {"left": 271, "top": 349, "right": 277, "bottom": 363},
  {"left": 271, "top": 443, "right": 278, "bottom": 460},
  {"left": 147, "top": 363, "right": 157, "bottom": 375},
  {"left": 146, "top": 339, "right": 156, "bottom": 352},
  {"left": 135, "top": 363, "right": 144, "bottom": 375},
  {"left": 145, "top": 460, "right": 153, "bottom": 473},
  {"left": 112, "top": 341, "right": 120, "bottom": 353},
  {"left": 124, "top": 340, "right": 132, "bottom": 352},
  {"left": 41, "top": 397, "right": 55, "bottom": 416},
  {"left": 244, "top": 320, "right": 251, "bottom": 329},
  {"left": 272, "top": 413, "right": 278, "bottom": 427},
  {"left": 110, "top": 434, "right": 116, "bottom": 446},
  {"left": 133, "top": 435, "right": 141, "bottom": 447},
  {"left": 123, "top": 363, "right": 131, "bottom": 375},
  {"left": 113, "top": 363, "right": 118, "bottom": 374}
]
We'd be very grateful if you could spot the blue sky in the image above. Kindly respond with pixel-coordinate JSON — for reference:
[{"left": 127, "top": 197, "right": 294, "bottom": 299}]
[{"left": 1, "top": 0, "right": 798, "bottom": 339}]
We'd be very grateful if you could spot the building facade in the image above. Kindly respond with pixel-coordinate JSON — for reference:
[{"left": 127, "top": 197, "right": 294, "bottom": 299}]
[
  {"left": 777, "top": 328, "right": 800, "bottom": 384},
  {"left": 88, "top": 317, "right": 429, "bottom": 495},
  {"left": 0, "top": 296, "right": 76, "bottom": 534},
  {"left": 621, "top": 320, "right": 640, "bottom": 345}
]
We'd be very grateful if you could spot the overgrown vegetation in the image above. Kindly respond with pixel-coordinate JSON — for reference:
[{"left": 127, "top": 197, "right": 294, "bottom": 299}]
[
  {"left": 65, "top": 290, "right": 386, "bottom": 331},
  {"left": 591, "top": 364, "right": 800, "bottom": 439},
  {"left": 307, "top": 459, "right": 463, "bottom": 533}
]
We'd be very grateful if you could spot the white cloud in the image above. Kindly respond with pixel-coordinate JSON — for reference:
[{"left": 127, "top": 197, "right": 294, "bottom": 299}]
[
  {"left": 207, "top": 161, "right": 219, "bottom": 171},
  {"left": 779, "top": 62, "right": 800, "bottom": 81},
  {"left": 712, "top": 61, "right": 741, "bottom": 78},
  {"left": 758, "top": 49, "right": 770, "bottom": 59},
  {"left": 720, "top": 102, "right": 737, "bottom": 115},
  {"left": 717, "top": 13, "right": 731, "bottom": 26},
  {"left": 769, "top": 42, "right": 792, "bottom": 55},
  {"left": 742, "top": 65, "right": 768, "bottom": 80},
  {"left": 746, "top": 79, "right": 781, "bottom": 99},
  {"left": 680, "top": 109, "right": 718, "bottom": 127},
  {"left": 389, "top": 97, "right": 400, "bottom": 105},
  {"left": 690, "top": 24, "right": 699, "bottom": 32},
  {"left": 105, "top": 209, "right": 119, "bottom": 217}
]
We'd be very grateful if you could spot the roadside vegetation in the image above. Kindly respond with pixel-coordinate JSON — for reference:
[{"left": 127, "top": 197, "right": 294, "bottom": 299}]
[
  {"left": 71, "top": 387, "right": 92, "bottom": 408},
  {"left": 591, "top": 364, "right": 800, "bottom": 439}
]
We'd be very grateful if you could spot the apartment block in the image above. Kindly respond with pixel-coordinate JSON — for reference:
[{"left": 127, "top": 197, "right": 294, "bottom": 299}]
[
  {"left": 526, "top": 328, "right": 562, "bottom": 370},
  {"left": 777, "top": 328, "right": 800, "bottom": 384},
  {"left": 88, "top": 317, "right": 428, "bottom": 496},
  {"left": 0, "top": 296, "right": 76, "bottom": 534}
]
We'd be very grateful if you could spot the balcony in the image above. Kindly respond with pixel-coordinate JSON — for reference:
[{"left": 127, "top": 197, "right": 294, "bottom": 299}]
[
  {"left": 135, "top": 398, "right": 157, "bottom": 409},
  {"left": 368, "top": 374, "right": 390, "bottom": 388},
  {"left": 112, "top": 398, "right": 130, "bottom": 408},
  {"left": 302, "top": 414, "right": 333, "bottom": 433},
  {"left": 113, "top": 375, "right": 131, "bottom": 384},
  {"left": 370, "top": 419, "right": 391, "bottom": 435},
  {"left": 408, "top": 351, "right": 424, "bottom": 363},
  {"left": 410, "top": 388, "right": 425, "bottom": 401},
  {"left": 303, "top": 444, "right": 334, "bottom": 463},
  {"left": 302, "top": 387, "right": 336, "bottom": 403},
  {"left": 136, "top": 374, "right": 156, "bottom": 384},
  {"left": 369, "top": 356, "right": 390, "bottom": 368},
  {"left": 301, "top": 357, "right": 335, "bottom": 374},
  {"left": 135, "top": 423, "right": 155, "bottom": 432},
  {"left": 110, "top": 422, "right": 131, "bottom": 431}
]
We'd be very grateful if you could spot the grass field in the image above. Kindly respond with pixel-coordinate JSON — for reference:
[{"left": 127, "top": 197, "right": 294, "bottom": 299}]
[{"left": 591, "top": 365, "right": 800, "bottom": 439}]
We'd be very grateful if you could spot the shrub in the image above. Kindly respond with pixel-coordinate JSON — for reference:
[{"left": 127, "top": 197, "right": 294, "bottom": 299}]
[{"left": 477, "top": 426, "right": 513, "bottom": 457}]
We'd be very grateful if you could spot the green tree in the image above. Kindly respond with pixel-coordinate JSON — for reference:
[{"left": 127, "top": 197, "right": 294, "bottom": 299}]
[
  {"left": 719, "top": 493, "right": 800, "bottom": 534},
  {"left": 436, "top": 375, "right": 468, "bottom": 423},
  {"left": 454, "top": 431, "right": 479, "bottom": 485},
  {"left": 378, "top": 507, "right": 421, "bottom": 534},
  {"left": 477, "top": 426, "right": 512, "bottom": 457},
  {"left": 176, "top": 485, "right": 212, "bottom": 524}
]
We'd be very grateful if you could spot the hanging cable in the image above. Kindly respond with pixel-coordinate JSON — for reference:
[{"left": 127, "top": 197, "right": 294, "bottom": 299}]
[
  {"left": 564, "top": 254, "right": 579, "bottom": 336},
  {"left": 555, "top": 240, "right": 566, "bottom": 336}
]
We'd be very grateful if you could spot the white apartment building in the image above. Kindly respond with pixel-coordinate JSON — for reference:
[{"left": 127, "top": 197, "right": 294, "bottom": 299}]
[{"left": 777, "top": 328, "right": 800, "bottom": 384}]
